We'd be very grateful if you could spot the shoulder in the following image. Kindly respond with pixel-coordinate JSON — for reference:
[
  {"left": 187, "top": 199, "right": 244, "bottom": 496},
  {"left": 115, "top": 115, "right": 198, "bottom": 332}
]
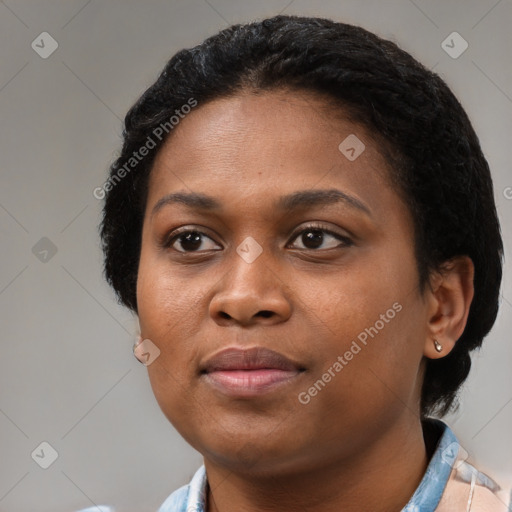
[
  {"left": 73, "top": 466, "right": 207, "bottom": 512},
  {"left": 156, "top": 483, "right": 191, "bottom": 512},
  {"left": 156, "top": 465, "right": 207, "bottom": 512},
  {"left": 437, "top": 457, "right": 511, "bottom": 511},
  {"left": 408, "top": 419, "right": 511, "bottom": 512}
]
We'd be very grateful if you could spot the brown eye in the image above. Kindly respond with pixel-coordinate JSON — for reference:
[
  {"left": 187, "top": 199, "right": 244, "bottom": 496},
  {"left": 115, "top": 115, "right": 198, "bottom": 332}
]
[
  {"left": 289, "top": 225, "right": 353, "bottom": 250},
  {"left": 165, "top": 230, "right": 220, "bottom": 253}
]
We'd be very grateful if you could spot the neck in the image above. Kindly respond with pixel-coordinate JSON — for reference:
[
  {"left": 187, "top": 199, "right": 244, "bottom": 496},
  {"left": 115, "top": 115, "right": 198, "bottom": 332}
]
[{"left": 205, "top": 416, "right": 433, "bottom": 512}]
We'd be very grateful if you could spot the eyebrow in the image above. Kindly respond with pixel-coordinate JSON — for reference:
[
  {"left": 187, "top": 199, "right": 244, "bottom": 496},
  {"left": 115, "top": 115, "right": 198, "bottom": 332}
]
[{"left": 151, "top": 188, "right": 372, "bottom": 218}]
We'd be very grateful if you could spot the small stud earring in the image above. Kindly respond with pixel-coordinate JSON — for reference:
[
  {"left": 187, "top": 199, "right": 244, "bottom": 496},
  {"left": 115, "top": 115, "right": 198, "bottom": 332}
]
[{"left": 434, "top": 339, "right": 443, "bottom": 353}]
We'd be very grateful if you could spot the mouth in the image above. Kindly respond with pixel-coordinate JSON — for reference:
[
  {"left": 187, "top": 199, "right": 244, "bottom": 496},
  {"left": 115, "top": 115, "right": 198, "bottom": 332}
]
[{"left": 200, "top": 346, "right": 306, "bottom": 397}]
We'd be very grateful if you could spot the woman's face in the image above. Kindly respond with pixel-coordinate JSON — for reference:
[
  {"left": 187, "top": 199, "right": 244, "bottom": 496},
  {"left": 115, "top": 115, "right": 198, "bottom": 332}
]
[{"left": 137, "top": 90, "right": 431, "bottom": 475}]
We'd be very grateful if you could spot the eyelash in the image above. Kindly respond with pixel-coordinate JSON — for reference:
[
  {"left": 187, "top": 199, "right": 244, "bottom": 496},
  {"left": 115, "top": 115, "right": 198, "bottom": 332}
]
[{"left": 162, "top": 223, "right": 353, "bottom": 253}]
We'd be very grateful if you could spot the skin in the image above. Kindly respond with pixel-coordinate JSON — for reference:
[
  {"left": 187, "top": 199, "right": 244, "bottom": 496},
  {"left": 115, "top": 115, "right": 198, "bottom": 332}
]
[{"left": 136, "top": 89, "right": 474, "bottom": 512}]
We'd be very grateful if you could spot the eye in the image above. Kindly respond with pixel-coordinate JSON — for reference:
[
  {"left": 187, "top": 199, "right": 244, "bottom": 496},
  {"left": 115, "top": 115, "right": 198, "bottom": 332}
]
[
  {"left": 164, "top": 229, "right": 221, "bottom": 253},
  {"left": 288, "top": 223, "right": 353, "bottom": 250},
  {"left": 162, "top": 223, "right": 353, "bottom": 254}
]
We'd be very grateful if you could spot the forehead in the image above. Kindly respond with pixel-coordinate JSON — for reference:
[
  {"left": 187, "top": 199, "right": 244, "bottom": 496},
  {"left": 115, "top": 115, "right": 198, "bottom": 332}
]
[{"left": 146, "top": 89, "right": 396, "bottom": 218}]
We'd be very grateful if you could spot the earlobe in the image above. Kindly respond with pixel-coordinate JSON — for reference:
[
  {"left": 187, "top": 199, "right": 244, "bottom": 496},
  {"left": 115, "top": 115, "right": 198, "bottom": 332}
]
[{"left": 423, "top": 256, "right": 475, "bottom": 359}]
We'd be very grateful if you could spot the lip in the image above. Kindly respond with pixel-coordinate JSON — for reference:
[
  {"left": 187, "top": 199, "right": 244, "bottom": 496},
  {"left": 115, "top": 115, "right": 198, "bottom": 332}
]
[{"left": 200, "top": 346, "right": 305, "bottom": 397}]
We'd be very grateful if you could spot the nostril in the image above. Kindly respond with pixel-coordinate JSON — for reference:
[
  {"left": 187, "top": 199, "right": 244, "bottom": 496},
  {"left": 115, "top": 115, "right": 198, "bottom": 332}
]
[{"left": 258, "top": 310, "right": 273, "bottom": 318}]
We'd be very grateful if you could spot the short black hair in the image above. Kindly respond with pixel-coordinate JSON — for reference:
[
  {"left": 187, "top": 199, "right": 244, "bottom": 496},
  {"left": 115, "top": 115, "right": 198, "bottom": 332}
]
[{"left": 99, "top": 14, "right": 503, "bottom": 418}]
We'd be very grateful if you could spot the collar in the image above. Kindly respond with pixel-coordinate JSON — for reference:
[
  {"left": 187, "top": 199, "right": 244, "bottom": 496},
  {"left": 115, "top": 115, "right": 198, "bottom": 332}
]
[
  {"left": 158, "top": 419, "right": 475, "bottom": 512},
  {"left": 402, "top": 418, "right": 457, "bottom": 510}
]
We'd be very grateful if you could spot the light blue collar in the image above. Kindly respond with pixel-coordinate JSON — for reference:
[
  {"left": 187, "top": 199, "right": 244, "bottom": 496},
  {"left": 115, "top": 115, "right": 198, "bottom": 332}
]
[{"left": 402, "top": 418, "right": 457, "bottom": 511}]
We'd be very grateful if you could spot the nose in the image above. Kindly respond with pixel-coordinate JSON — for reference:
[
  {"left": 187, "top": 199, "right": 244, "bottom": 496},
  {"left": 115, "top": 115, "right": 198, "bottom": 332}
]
[{"left": 209, "top": 246, "right": 292, "bottom": 327}]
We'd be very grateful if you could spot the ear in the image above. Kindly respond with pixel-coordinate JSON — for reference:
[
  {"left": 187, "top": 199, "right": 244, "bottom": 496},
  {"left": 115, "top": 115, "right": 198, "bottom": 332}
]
[{"left": 423, "top": 256, "right": 475, "bottom": 359}]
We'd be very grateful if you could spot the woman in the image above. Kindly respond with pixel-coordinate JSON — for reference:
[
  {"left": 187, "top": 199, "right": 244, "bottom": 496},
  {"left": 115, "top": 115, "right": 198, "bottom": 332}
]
[{"left": 96, "top": 14, "right": 509, "bottom": 512}]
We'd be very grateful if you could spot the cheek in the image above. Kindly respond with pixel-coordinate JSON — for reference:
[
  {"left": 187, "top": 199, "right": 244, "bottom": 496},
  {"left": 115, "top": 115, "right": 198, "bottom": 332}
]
[
  {"left": 312, "top": 265, "right": 402, "bottom": 339},
  {"left": 137, "top": 245, "right": 202, "bottom": 338},
  {"left": 136, "top": 253, "right": 205, "bottom": 408},
  {"left": 301, "top": 254, "right": 423, "bottom": 397}
]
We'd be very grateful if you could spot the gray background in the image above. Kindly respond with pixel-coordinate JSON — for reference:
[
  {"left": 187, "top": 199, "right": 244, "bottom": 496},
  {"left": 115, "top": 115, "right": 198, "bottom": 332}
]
[{"left": 0, "top": 1, "right": 511, "bottom": 511}]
